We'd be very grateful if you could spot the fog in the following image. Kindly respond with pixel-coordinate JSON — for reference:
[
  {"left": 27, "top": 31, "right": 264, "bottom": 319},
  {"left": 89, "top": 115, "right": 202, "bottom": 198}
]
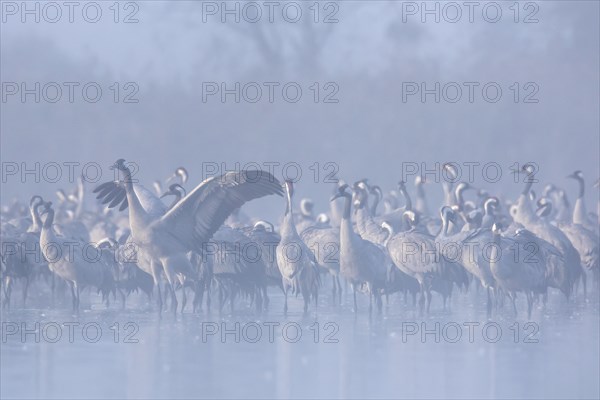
[
  {"left": 1, "top": 1, "right": 599, "bottom": 399},
  {"left": 2, "top": 1, "right": 599, "bottom": 218}
]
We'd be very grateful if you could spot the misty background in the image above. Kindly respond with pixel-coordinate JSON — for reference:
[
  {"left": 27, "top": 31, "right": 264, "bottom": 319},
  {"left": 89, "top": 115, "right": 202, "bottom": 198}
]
[{"left": 1, "top": 0, "right": 598, "bottom": 221}]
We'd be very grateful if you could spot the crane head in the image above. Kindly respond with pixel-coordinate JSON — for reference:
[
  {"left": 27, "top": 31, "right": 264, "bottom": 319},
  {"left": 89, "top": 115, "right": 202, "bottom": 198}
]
[
  {"left": 355, "top": 178, "right": 369, "bottom": 190},
  {"left": 29, "top": 195, "right": 43, "bottom": 207},
  {"left": 440, "top": 206, "right": 456, "bottom": 222},
  {"left": 402, "top": 210, "right": 419, "bottom": 227},
  {"left": 39, "top": 201, "right": 53, "bottom": 216},
  {"left": 484, "top": 197, "right": 499, "bottom": 213},
  {"left": 176, "top": 167, "right": 189, "bottom": 184},
  {"left": 110, "top": 159, "right": 128, "bottom": 171},
  {"left": 160, "top": 183, "right": 187, "bottom": 199},
  {"left": 567, "top": 170, "right": 583, "bottom": 180},
  {"left": 369, "top": 185, "right": 382, "bottom": 196},
  {"left": 442, "top": 163, "right": 458, "bottom": 180},
  {"left": 316, "top": 213, "right": 330, "bottom": 225},
  {"left": 536, "top": 197, "right": 553, "bottom": 218},
  {"left": 300, "top": 198, "right": 314, "bottom": 216},
  {"left": 253, "top": 220, "right": 274, "bottom": 232},
  {"left": 330, "top": 183, "right": 349, "bottom": 201}
]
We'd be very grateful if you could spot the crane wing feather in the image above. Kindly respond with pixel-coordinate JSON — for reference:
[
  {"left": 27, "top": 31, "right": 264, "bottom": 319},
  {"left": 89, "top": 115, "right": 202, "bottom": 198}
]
[
  {"left": 158, "top": 170, "right": 283, "bottom": 251},
  {"left": 93, "top": 181, "right": 166, "bottom": 217}
]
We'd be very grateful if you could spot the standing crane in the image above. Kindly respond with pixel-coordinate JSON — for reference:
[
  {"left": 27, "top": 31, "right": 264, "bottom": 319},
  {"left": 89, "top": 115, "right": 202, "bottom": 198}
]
[
  {"left": 276, "top": 180, "right": 320, "bottom": 314},
  {"left": 93, "top": 159, "right": 282, "bottom": 312}
]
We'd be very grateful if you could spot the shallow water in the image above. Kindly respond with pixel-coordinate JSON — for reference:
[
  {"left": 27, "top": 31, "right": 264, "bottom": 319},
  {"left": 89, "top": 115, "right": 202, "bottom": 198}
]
[{"left": 1, "top": 288, "right": 599, "bottom": 399}]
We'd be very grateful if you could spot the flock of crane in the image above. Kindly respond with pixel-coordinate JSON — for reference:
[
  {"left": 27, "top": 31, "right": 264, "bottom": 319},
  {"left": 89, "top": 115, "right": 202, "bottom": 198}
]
[{"left": 1, "top": 160, "right": 599, "bottom": 318}]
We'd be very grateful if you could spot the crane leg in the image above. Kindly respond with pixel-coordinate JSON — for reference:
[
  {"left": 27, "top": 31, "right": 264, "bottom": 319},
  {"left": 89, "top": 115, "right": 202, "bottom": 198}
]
[
  {"left": 181, "top": 286, "right": 187, "bottom": 313},
  {"left": 262, "top": 286, "right": 269, "bottom": 311},
  {"left": 69, "top": 282, "right": 80, "bottom": 314},
  {"left": 160, "top": 259, "right": 179, "bottom": 314},
  {"left": 336, "top": 276, "right": 342, "bottom": 306},
  {"left": 255, "top": 287, "right": 263, "bottom": 314},
  {"left": 230, "top": 287, "right": 236, "bottom": 315},
  {"left": 50, "top": 273, "right": 56, "bottom": 305},
  {"left": 352, "top": 284, "right": 358, "bottom": 314},
  {"left": 418, "top": 288, "right": 424, "bottom": 316},
  {"left": 303, "top": 290, "right": 309, "bottom": 315},
  {"left": 331, "top": 275, "right": 336, "bottom": 306},
  {"left": 510, "top": 292, "right": 518, "bottom": 316},
  {"left": 119, "top": 288, "right": 126, "bottom": 310},
  {"left": 151, "top": 261, "right": 163, "bottom": 312},
  {"left": 486, "top": 287, "right": 493, "bottom": 319},
  {"left": 69, "top": 281, "right": 77, "bottom": 311},
  {"left": 206, "top": 282, "right": 212, "bottom": 313},
  {"left": 426, "top": 289, "right": 432, "bottom": 314},
  {"left": 193, "top": 281, "right": 204, "bottom": 313},
  {"left": 22, "top": 276, "right": 30, "bottom": 307},
  {"left": 167, "top": 283, "right": 177, "bottom": 315},
  {"left": 3, "top": 276, "right": 12, "bottom": 310},
  {"left": 218, "top": 283, "right": 225, "bottom": 314},
  {"left": 527, "top": 292, "right": 533, "bottom": 319},
  {"left": 581, "top": 272, "right": 587, "bottom": 301},
  {"left": 283, "top": 285, "right": 289, "bottom": 315},
  {"left": 542, "top": 289, "right": 548, "bottom": 306}
]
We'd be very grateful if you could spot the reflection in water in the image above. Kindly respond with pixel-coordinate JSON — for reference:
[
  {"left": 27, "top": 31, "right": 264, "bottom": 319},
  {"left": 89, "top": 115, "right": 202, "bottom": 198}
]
[{"left": 1, "top": 290, "right": 599, "bottom": 399}]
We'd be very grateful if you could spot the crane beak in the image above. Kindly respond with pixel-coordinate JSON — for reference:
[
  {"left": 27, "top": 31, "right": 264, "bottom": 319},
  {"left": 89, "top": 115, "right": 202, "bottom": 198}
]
[{"left": 330, "top": 193, "right": 342, "bottom": 202}]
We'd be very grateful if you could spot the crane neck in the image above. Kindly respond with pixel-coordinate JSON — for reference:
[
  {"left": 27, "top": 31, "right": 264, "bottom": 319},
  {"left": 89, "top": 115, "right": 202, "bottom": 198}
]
[
  {"left": 455, "top": 186, "right": 466, "bottom": 210},
  {"left": 440, "top": 214, "right": 450, "bottom": 237},
  {"left": 491, "top": 229, "right": 501, "bottom": 246},
  {"left": 341, "top": 193, "right": 352, "bottom": 220},
  {"left": 443, "top": 181, "right": 456, "bottom": 206},
  {"left": 339, "top": 194, "right": 356, "bottom": 247},
  {"left": 370, "top": 188, "right": 381, "bottom": 216},
  {"left": 121, "top": 167, "right": 148, "bottom": 224},
  {"left": 75, "top": 179, "right": 84, "bottom": 218},
  {"left": 484, "top": 199, "right": 496, "bottom": 216},
  {"left": 522, "top": 178, "right": 533, "bottom": 196},
  {"left": 29, "top": 201, "right": 43, "bottom": 232},
  {"left": 168, "top": 193, "right": 182, "bottom": 210},
  {"left": 42, "top": 208, "right": 55, "bottom": 230},
  {"left": 281, "top": 211, "right": 299, "bottom": 238},
  {"left": 575, "top": 176, "right": 585, "bottom": 198},
  {"left": 416, "top": 183, "right": 425, "bottom": 201},
  {"left": 399, "top": 185, "right": 412, "bottom": 211},
  {"left": 281, "top": 183, "right": 299, "bottom": 238},
  {"left": 284, "top": 184, "right": 293, "bottom": 216},
  {"left": 382, "top": 224, "right": 394, "bottom": 247}
]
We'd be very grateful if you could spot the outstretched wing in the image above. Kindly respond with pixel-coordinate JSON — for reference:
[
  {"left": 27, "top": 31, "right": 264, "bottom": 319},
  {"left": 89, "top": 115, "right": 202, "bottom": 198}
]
[
  {"left": 93, "top": 182, "right": 166, "bottom": 217},
  {"left": 158, "top": 170, "right": 283, "bottom": 251}
]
